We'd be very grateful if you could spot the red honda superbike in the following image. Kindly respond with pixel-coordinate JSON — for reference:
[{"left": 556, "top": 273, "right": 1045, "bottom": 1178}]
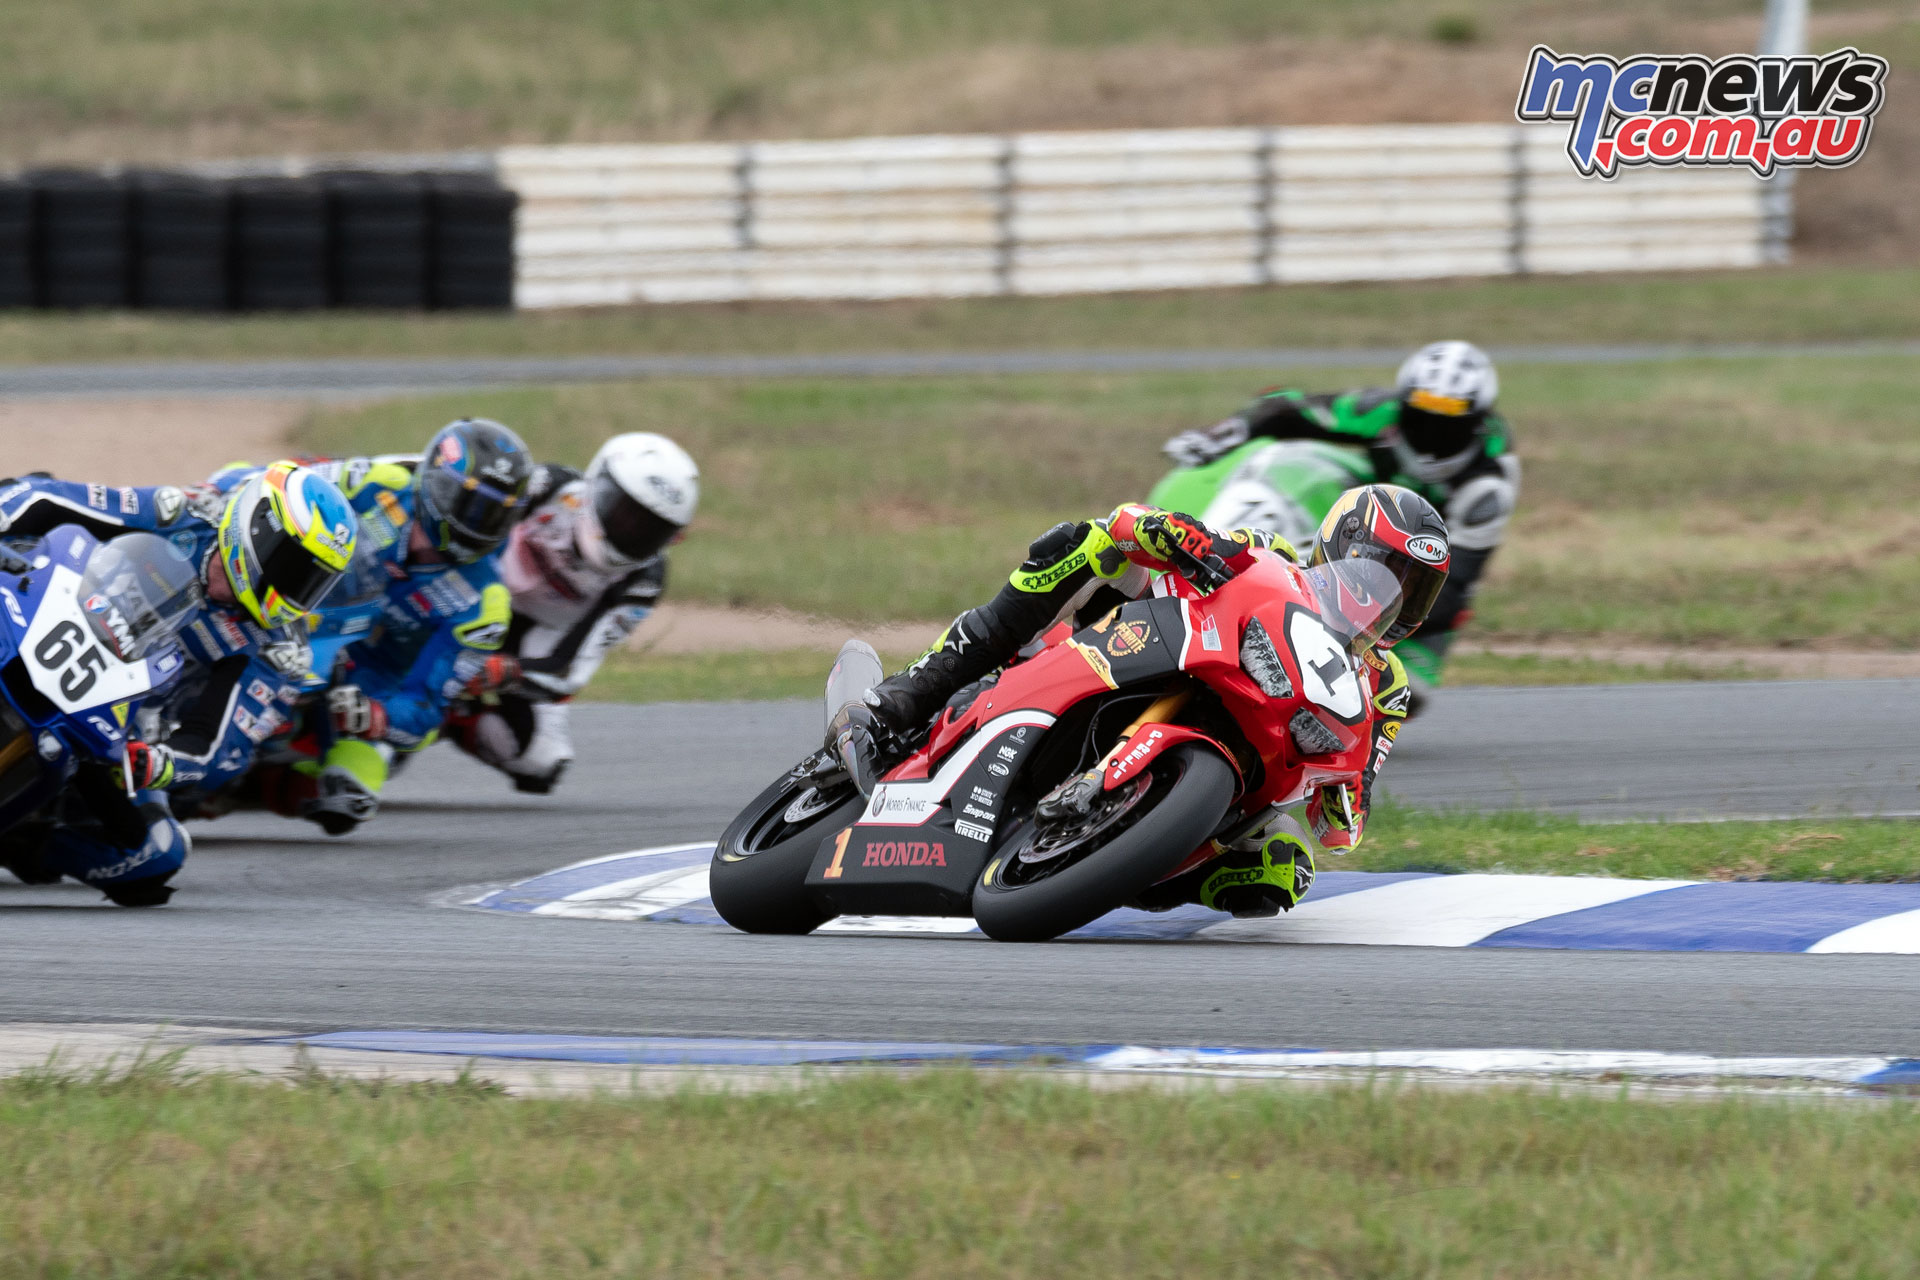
[{"left": 710, "top": 548, "right": 1402, "bottom": 942}]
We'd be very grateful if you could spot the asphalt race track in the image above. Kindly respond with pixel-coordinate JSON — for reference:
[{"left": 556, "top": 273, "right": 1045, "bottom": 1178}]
[
  {"left": 2, "top": 339, "right": 1917, "bottom": 400},
  {"left": 3, "top": 680, "right": 1919, "bottom": 1056}
]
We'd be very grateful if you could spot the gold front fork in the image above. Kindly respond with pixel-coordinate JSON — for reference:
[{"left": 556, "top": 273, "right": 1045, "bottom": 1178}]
[{"left": 1118, "top": 686, "right": 1191, "bottom": 741}]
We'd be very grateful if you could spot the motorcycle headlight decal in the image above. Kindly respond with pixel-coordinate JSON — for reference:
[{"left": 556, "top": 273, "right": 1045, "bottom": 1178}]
[
  {"left": 1288, "top": 707, "right": 1344, "bottom": 757},
  {"left": 1239, "top": 616, "right": 1294, "bottom": 700}
]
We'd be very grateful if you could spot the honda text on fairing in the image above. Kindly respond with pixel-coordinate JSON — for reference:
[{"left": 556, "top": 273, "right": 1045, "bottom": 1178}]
[
  {"left": 711, "top": 534, "right": 1418, "bottom": 942},
  {"left": 0, "top": 529, "right": 198, "bottom": 896}
]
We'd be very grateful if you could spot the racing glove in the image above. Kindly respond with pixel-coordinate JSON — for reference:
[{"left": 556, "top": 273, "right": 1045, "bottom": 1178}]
[
  {"left": 1162, "top": 415, "right": 1251, "bottom": 467},
  {"left": 1135, "top": 511, "right": 1237, "bottom": 593},
  {"left": 1308, "top": 780, "right": 1363, "bottom": 851},
  {"left": 327, "top": 685, "right": 390, "bottom": 741},
  {"left": 461, "top": 654, "right": 523, "bottom": 701},
  {"left": 1225, "top": 527, "right": 1297, "bottom": 563},
  {"left": 112, "top": 741, "right": 175, "bottom": 792}
]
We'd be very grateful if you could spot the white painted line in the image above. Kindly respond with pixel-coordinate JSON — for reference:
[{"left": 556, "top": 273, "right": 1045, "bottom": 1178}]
[
  {"left": 1090, "top": 1046, "right": 1896, "bottom": 1082},
  {"left": 529, "top": 865, "right": 711, "bottom": 922},
  {"left": 537, "top": 843, "right": 713, "bottom": 875},
  {"left": 818, "top": 915, "right": 981, "bottom": 935},
  {"left": 1806, "top": 907, "right": 1920, "bottom": 954},
  {"left": 1200, "top": 873, "right": 1697, "bottom": 947}
]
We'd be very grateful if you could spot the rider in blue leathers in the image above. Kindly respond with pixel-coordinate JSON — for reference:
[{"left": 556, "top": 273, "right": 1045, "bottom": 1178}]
[
  {"left": 223, "top": 419, "right": 533, "bottom": 834},
  {"left": 0, "top": 464, "right": 355, "bottom": 903}
]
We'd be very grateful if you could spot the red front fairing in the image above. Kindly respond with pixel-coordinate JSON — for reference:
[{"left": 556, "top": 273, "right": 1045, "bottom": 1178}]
[
  {"left": 1163, "top": 552, "right": 1376, "bottom": 805},
  {"left": 918, "top": 552, "right": 1370, "bottom": 799},
  {"left": 808, "top": 551, "right": 1374, "bottom": 914}
]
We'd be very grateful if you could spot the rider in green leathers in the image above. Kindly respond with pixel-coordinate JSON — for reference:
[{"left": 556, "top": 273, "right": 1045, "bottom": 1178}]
[{"left": 1160, "top": 341, "right": 1519, "bottom": 705}]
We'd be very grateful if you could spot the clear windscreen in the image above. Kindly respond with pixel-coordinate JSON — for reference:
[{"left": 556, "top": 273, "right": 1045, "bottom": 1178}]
[
  {"left": 76, "top": 532, "right": 204, "bottom": 662},
  {"left": 1299, "top": 558, "right": 1405, "bottom": 655}
]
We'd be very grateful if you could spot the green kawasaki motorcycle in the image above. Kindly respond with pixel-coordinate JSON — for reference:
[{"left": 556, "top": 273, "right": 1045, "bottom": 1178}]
[{"left": 1148, "top": 438, "right": 1447, "bottom": 702}]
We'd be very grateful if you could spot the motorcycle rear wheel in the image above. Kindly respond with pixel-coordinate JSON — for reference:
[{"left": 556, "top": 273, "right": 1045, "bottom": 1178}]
[
  {"left": 972, "top": 742, "right": 1235, "bottom": 942},
  {"left": 710, "top": 766, "right": 863, "bottom": 935}
]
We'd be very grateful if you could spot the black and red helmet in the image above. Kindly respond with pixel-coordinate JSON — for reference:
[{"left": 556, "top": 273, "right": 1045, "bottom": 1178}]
[{"left": 1307, "top": 484, "right": 1451, "bottom": 647}]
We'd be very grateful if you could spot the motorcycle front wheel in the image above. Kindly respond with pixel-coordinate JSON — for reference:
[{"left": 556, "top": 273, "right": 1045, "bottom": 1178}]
[
  {"left": 709, "top": 765, "right": 864, "bottom": 935},
  {"left": 972, "top": 742, "right": 1235, "bottom": 942}
]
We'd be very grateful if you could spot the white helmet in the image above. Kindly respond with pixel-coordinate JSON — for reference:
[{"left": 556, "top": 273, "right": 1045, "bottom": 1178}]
[
  {"left": 576, "top": 433, "right": 699, "bottom": 571},
  {"left": 1392, "top": 341, "right": 1499, "bottom": 483}
]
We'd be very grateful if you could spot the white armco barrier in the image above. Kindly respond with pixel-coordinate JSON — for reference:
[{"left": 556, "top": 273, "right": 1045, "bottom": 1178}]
[{"left": 497, "top": 125, "right": 1778, "bottom": 308}]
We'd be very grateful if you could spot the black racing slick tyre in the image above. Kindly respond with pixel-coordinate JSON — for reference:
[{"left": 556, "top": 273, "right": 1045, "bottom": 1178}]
[
  {"left": 973, "top": 743, "right": 1236, "bottom": 943},
  {"left": 709, "top": 767, "right": 863, "bottom": 935}
]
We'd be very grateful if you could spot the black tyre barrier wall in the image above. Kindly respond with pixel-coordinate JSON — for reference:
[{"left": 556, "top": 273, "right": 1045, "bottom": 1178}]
[
  {"left": 1, "top": 167, "right": 517, "bottom": 311},
  {"left": 37, "top": 169, "right": 131, "bottom": 308},
  {"left": 327, "top": 171, "right": 429, "bottom": 309},
  {"left": 0, "top": 179, "right": 30, "bottom": 309},
  {"left": 131, "top": 171, "right": 231, "bottom": 310},
  {"left": 430, "top": 174, "right": 517, "bottom": 310},
  {"left": 233, "top": 176, "right": 330, "bottom": 311}
]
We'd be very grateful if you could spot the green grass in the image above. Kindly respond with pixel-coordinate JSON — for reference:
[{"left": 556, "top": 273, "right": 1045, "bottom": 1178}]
[
  {"left": 1350, "top": 808, "right": 1920, "bottom": 883},
  {"left": 591, "top": 647, "right": 918, "bottom": 703},
  {"left": 7, "top": 1066, "right": 1920, "bottom": 1279},
  {"left": 5, "top": 0, "right": 1875, "bottom": 162},
  {"left": 4, "top": 265, "right": 1917, "bottom": 365},
  {"left": 304, "top": 353, "right": 1920, "bottom": 646},
  {"left": 1437, "top": 651, "right": 1765, "bottom": 686},
  {"left": 584, "top": 647, "right": 1754, "bottom": 704}
]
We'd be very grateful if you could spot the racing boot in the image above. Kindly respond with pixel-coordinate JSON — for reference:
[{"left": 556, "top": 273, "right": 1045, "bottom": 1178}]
[
  {"left": 103, "top": 871, "right": 178, "bottom": 907},
  {"left": 42, "top": 787, "right": 190, "bottom": 906},
  {"left": 841, "top": 603, "right": 1036, "bottom": 790},
  {"left": 836, "top": 626, "right": 1000, "bottom": 795},
  {"left": 837, "top": 519, "right": 1125, "bottom": 790},
  {"left": 300, "top": 764, "right": 381, "bottom": 837}
]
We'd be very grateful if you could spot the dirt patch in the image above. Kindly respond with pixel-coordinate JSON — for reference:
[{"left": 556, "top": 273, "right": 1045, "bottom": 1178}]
[
  {"left": 0, "top": 398, "right": 303, "bottom": 487},
  {"left": 1794, "top": 66, "right": 1920, "bottom": 264}
]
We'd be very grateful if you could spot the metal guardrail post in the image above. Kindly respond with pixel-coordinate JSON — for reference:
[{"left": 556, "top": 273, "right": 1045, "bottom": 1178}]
[
  {"left": 1760, "top": 175, "right": 1795, "bottom": 263},
  {"left": 993, "top": 135, "right": 1016, "bottom": 296},
  {"left": 1507, "top": 127, "right": 1529, "bottom": 276},
  {"left": 1758, "top": 0, "right": 1803, "bottom": 264},
  {"left": 733, "top": 144, "right": 756, "bottom": 252},
  {"left": 1255, "top": 128, "right": 1277, "bottom": 286}
]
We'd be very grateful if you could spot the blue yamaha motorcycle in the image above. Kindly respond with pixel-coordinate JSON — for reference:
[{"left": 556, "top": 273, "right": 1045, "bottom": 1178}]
[{"left": 0, "top": 526, "right": 198, "bottom": 870}]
